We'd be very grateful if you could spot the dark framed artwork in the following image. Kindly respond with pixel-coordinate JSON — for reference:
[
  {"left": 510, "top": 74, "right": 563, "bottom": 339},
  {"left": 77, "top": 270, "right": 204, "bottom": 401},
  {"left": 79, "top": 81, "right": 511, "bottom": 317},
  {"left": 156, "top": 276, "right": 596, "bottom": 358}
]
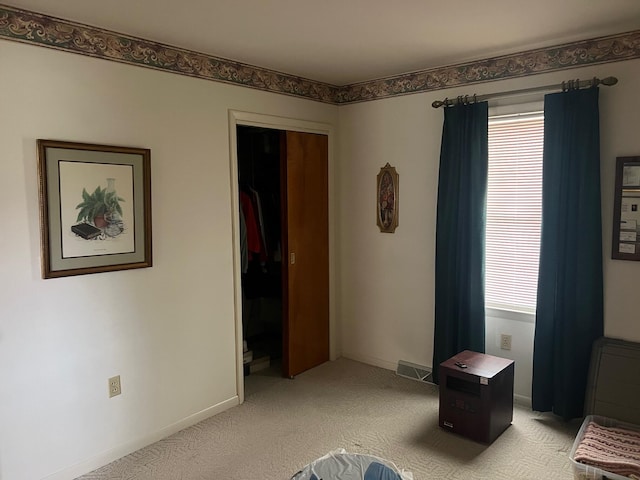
[
  {"left": 37, "top": 140, "right": 152, "bottom": 278},
  {"left": 376, "top": 163, "right": 399, "bottom": 233},
  {"left": 612, "top": 156, "right": 640, "bottom": 260}
]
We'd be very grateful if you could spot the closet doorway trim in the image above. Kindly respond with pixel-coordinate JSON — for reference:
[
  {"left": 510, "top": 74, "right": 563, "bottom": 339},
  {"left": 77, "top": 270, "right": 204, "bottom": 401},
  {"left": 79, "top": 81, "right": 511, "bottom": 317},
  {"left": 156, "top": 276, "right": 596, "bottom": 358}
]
[{"left": 228, "top": 110, "right": 336, "bottom": 404}]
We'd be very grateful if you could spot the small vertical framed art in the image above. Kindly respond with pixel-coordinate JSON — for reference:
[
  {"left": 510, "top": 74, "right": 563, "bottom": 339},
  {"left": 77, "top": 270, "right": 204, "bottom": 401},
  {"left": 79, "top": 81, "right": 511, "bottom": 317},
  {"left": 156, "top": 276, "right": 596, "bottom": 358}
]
[
  {"left": 376, "top": 163, "right": 399, "bottom": 233},
  {"left": 37, "top": 140, "right": 152, "bottom": 278}
]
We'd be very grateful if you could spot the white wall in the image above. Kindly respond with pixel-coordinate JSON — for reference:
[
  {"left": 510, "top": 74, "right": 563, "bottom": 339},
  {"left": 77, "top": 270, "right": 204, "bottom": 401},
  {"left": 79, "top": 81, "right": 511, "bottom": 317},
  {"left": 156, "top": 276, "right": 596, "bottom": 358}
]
[
  {"left": 337, "top": 96, "right": 439, "bottom": 371},
  {"left": 337, "top": 59, "right": 640, "bottom": 398},
  {"left": 484, "top": 310, "right": 535, "bottom": 402},
  {"left": 0, "top": 40, "right": 337, "bottom": 480}
]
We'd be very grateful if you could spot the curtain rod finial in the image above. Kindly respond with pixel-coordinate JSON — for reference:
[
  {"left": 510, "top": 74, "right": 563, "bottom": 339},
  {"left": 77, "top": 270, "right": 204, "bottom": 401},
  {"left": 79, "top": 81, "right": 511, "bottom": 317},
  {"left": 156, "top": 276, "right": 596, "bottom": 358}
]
[
  {"left": 601, "top": 76, "right": 618, "bottom": 86},
  {"left": 432, "top": 98, "right": 451, "bottom": 108}
]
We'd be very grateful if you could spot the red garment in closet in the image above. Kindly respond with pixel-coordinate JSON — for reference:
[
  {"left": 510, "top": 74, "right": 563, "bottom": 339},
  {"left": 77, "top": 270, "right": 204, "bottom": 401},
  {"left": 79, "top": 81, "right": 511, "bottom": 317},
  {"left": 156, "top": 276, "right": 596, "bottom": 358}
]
[{"left": 240, "top": 191, "right": 262, "bottom": 256}]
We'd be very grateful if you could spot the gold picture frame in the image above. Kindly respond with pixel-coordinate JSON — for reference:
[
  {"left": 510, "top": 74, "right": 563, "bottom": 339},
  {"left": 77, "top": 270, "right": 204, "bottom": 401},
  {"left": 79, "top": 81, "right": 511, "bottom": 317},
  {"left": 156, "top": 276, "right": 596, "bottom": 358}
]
[
  {"left": 37, "top": 140, "right": 152, "bottom": 278},
  {"left": 376, "top": 163, "right": 399, "bottom": 233}
]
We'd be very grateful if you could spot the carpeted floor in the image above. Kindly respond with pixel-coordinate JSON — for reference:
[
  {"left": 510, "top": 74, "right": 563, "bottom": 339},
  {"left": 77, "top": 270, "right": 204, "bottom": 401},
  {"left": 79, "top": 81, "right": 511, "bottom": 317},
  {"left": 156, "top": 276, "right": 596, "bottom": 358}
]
[{"left": 77, "top": 358, "right": 582, "bottom": 479}]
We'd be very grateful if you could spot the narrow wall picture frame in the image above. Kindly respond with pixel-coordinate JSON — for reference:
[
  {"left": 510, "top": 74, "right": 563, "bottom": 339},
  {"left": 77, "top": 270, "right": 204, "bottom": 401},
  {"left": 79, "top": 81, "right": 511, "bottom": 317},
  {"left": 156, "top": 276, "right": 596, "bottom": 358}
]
[
  {"left": 612, "top": 156, "right": 640, "bottom": 260},
  {"left": 376, "top": 163, "right": 399, "bottom": 233},
  {"left": 37, "top": 140, "right": 152, "bottom": 278}
]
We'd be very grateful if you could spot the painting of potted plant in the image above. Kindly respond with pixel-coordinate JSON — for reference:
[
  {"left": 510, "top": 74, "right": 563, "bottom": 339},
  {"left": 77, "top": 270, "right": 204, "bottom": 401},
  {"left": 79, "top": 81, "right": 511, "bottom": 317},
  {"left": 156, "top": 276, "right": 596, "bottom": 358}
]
[
  {"left": 74, "top": 178, "right": 125, "bottom": 236},
  {"left": 37, "top": 139, "right": 151, "bottom": 278}
]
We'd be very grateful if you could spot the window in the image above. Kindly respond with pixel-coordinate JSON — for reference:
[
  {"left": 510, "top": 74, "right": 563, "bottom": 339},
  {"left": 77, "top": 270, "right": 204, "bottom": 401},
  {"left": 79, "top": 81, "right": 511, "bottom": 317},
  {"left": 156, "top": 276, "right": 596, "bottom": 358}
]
[{"left": 485, "top": 110, "right": 544, "bottom": 314}]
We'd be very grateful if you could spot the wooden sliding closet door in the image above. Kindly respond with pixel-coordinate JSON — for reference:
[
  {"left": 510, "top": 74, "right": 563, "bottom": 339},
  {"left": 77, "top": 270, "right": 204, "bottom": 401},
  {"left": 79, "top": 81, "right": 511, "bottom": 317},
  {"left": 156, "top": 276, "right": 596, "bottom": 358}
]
[{"left": 281, "top": 131, "right": 329, "bottom": 378}]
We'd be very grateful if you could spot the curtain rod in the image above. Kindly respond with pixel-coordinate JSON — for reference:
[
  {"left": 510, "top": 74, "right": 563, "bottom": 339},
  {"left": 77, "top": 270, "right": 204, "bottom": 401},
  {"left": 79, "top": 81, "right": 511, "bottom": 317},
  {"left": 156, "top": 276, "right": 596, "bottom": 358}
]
[{"left": 431, "top": 76, "right": 618, "bottom": 108}]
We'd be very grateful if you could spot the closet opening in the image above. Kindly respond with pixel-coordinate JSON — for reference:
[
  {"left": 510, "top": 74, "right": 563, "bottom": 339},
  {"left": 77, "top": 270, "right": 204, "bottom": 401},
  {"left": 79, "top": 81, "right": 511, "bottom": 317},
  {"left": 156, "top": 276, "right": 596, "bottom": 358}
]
[
  {"left": 235, "top": 117, "right": 330, "bottom": 394},
  {"left": 237, "top": 125, "right": 284, "bottom": 379}
]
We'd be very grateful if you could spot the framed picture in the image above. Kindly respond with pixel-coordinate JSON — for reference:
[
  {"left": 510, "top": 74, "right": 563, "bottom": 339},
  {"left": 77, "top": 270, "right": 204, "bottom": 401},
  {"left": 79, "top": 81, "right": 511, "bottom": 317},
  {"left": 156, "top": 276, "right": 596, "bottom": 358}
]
[
  {"left": 37, "top": 140, "right": 152, "bottom": 278},
  {"left": 376, "top": 163, "right": 399, "bottom": 233},
  {"left": 612, "top": 156, "right": 640, "bottom": 260}
]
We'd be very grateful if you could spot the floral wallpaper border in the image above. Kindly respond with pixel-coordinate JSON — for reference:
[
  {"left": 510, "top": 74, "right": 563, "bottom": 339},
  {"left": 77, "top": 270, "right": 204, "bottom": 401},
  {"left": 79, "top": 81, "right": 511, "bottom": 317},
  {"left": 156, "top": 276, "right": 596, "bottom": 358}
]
[
  {"left": 337, "top": 30, "right": 640, "bottom": 104},
  {"left": 1, "top": 4, "right": 640, "bottom": 105},
  {"left": 0, "top": 5, "right": 339, "bottom": 104}
]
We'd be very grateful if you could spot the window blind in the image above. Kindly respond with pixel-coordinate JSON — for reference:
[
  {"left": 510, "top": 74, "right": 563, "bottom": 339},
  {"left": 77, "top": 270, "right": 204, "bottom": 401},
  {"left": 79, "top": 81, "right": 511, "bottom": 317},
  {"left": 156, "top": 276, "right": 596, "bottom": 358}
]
[{"left": 486, "top": 112, "right": 544, "bottom": 313}]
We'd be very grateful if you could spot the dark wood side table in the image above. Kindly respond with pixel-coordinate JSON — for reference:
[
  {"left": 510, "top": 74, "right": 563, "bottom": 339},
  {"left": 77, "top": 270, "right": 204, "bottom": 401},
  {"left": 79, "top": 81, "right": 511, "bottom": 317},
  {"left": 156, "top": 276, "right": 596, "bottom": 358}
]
[{"left": 439, "top": 350, "right": 514, "bottom": 443}]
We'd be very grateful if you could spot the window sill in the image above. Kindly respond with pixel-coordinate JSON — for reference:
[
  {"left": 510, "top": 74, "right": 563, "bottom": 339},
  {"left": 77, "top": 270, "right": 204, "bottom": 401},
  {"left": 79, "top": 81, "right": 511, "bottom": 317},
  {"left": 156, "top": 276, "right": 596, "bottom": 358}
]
[{"left": 486, "top": 307, "right": 535, "bottom": 324}]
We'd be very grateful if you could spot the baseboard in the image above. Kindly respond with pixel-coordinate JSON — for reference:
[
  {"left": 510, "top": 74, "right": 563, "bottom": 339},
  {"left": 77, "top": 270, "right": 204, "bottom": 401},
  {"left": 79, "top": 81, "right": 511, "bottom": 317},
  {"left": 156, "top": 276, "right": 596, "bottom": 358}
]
[
  {"left": 344, "top": 352, "right": 533, "bottom": 407},
  {"left": 514, "top": 394, "right": 532, "bottom": 407},
  {"left": 341, "top": 351, "right": 400, "bottom": 372},
  {"left": 41, "top": 396, "right": 240, "bottom": 480}
]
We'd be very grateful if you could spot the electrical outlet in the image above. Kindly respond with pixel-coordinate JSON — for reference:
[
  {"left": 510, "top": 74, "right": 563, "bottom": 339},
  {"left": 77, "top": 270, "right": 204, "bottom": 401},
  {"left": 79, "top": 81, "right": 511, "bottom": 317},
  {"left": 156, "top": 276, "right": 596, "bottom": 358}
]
[
  {"left": 108, "top": 375, "right": 121, "bottom": 398},
  {"left": 500, "top": 334, "right": 512, "bottom": 351}
]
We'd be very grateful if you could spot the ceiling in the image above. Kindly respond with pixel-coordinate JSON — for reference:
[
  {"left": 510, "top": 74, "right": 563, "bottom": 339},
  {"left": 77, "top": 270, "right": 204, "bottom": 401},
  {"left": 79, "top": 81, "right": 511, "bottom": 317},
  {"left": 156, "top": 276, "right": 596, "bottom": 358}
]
[{"left": 5, "top": 0, "right": 640, "bottom": 85}]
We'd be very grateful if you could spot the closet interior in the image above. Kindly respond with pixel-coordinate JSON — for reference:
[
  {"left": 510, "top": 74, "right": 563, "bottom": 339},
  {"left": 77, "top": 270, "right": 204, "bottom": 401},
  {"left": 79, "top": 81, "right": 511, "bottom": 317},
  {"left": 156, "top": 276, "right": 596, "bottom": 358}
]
[{"left": 237, "top": 125, "right": 283, "bottom": 377}]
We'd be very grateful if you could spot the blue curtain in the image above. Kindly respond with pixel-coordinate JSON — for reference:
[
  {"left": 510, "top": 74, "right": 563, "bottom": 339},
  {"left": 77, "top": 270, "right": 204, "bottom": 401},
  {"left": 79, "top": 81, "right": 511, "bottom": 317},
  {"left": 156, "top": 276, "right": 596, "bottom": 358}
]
[
  {"left": 432, "top": 102, "right": 488, "bottom": 384},
  {"left": 532, "top": 88, "right": 604, "bottom": 420}
]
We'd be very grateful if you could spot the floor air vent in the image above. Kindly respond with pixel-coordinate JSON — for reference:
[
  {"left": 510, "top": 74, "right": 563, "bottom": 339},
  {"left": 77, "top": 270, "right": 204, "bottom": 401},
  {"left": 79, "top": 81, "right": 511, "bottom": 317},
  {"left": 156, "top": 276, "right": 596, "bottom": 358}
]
[{"left": 396, "top": 360, "right": 434, "bottom": 384}]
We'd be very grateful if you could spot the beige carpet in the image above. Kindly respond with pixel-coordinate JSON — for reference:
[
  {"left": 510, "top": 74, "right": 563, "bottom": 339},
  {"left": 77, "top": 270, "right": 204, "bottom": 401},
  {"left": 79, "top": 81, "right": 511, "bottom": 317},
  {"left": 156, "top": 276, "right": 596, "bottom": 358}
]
[{"left": 77, "top": 358, "right": 582, "bottom": 479}]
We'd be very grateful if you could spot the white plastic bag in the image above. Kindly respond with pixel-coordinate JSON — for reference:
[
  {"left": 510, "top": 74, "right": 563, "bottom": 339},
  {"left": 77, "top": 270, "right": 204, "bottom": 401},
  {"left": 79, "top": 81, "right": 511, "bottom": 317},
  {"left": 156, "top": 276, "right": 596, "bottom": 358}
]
[{"left": 291, "top": 449, "right": 413, "bottom": 480}]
